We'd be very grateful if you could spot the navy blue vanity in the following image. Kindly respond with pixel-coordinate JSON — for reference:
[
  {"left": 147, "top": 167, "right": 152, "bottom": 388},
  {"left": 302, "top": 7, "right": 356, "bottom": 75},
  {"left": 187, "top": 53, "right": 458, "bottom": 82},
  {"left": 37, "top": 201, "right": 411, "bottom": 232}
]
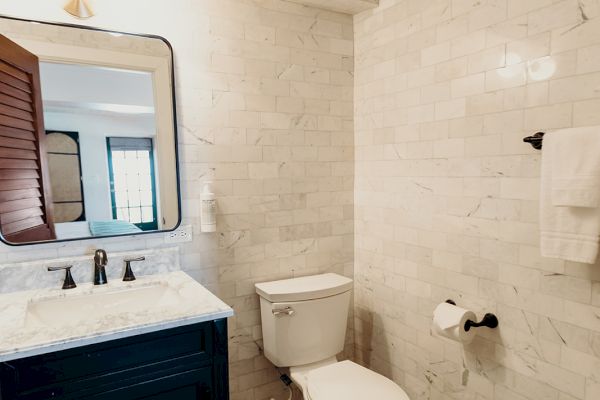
[{"left": 0, "top": 320, "right": 228, "bottom": 400}]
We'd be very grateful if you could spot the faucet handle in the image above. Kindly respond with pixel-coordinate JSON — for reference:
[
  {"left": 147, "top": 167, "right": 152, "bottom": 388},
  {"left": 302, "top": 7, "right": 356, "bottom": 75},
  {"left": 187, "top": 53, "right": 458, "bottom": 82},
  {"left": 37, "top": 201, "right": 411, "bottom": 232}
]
[
  {"left": 48, "top": 265, "right": 77, "bottom": 290},
  {"left": 124, "top": 256, "right": 145, "bottom": 262},
  {"left": 123, "top": 256, "right": 145, "bottom": 282},
  {"left": 94, "top": 249, "right": 108, "bottom": 266}
]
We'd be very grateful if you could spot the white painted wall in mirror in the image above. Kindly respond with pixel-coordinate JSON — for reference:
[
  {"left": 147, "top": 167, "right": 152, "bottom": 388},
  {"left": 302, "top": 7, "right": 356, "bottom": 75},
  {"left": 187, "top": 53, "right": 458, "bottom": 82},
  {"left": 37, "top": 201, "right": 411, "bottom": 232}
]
[{"left": 44, "top": 111, "right": 155, "bottom": 223}]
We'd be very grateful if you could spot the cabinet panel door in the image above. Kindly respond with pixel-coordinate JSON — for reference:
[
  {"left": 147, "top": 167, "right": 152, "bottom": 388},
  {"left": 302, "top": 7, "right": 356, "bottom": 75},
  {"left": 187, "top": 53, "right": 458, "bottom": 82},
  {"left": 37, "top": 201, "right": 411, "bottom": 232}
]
[
  {"left": 85, "top": 367, "right": 213, "bottom": 400},
  {"left": 141, "top": 384, "right": 210, "bottom": 400}
]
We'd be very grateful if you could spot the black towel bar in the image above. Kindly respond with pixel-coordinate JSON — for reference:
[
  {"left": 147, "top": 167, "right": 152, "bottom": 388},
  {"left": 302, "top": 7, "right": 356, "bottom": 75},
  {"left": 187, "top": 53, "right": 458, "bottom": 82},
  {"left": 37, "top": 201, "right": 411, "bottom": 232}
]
[{"left": 523, "top": 131, "right": 545, "bottom": 150}]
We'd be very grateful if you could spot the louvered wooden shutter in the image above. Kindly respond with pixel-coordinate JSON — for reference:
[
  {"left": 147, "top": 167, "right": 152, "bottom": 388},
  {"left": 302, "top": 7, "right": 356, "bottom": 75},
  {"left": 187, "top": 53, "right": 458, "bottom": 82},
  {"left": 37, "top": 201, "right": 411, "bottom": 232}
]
[{"left": 0, "top": 34, "right": 55, "bottom": 243}]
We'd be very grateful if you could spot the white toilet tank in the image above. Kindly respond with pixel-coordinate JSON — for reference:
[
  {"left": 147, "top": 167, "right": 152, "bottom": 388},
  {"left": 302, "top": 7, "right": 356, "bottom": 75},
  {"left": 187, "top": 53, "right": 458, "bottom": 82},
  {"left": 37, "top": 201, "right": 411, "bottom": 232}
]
[{"left": 255, "top": 273, "right": 353, "bottom": 367}]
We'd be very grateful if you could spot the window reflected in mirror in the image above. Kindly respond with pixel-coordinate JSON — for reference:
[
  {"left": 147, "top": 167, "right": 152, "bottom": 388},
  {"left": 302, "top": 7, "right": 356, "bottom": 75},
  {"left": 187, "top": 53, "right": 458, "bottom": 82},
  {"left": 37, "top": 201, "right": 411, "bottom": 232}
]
[{"left": 107, "top": 137, "right": 158, "bottom": 232}]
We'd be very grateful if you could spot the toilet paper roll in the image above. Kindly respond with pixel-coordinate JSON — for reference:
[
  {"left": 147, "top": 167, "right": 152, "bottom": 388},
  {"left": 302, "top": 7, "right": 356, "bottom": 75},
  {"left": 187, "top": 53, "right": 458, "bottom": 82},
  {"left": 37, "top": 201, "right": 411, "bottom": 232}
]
[{"left": 432, "top": 302, "right": 477, "bottom": 344}]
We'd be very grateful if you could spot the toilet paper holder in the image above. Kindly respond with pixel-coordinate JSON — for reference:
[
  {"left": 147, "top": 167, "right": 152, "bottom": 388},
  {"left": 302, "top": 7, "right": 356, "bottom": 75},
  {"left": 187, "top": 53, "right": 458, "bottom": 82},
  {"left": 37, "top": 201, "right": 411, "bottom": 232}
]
[{"left": 445, "top": 300, "right": 499, "bottom": 331}]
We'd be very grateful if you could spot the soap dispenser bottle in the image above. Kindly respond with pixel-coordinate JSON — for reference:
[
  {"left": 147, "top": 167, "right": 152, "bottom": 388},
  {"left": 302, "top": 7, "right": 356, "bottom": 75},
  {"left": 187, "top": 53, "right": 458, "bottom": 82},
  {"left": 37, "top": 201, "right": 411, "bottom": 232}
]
[{"left": 200, "top": 181, "right": 216, "bottom": 232}]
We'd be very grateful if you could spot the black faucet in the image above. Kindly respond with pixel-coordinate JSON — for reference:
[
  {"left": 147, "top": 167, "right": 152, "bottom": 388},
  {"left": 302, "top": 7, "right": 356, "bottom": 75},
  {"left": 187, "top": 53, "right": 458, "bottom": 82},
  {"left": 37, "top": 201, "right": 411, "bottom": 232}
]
[{"left": 93, "top": 249, "right": 108, "bottom": 285}]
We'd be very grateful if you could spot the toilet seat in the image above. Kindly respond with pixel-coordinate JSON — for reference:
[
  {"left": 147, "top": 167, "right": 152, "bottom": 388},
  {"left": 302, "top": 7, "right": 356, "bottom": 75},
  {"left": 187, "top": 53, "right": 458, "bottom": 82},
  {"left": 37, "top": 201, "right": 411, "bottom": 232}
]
[{"left": 306, "top": 360, "right": 410, "bottom": 400}]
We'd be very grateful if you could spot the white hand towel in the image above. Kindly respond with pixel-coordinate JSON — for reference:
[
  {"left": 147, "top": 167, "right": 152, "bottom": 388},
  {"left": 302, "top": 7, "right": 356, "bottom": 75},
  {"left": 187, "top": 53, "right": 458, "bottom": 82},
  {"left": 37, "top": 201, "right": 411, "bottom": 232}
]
[
  {"left": 541, "top": 132, "right": 600, "bottom": 264},
  {"left": 551, "top": 127, "right": 600, "bottom": 207}
]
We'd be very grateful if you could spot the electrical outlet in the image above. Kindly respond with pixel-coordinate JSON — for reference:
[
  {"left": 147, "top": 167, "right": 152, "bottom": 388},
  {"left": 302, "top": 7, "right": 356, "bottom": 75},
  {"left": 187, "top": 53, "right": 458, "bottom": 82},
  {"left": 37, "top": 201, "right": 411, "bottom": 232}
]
[{"left": 165, "top": 225, "right": 193, "bottom": 243}]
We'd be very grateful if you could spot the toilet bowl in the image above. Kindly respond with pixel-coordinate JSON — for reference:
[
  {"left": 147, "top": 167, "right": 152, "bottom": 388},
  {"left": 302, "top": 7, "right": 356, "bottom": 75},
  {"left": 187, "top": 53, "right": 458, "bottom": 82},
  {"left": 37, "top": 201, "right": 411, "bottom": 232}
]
[
  {"left": 290, "top": 357, "right": 409, "bottom": 400},
  {"left": 255, "top": 273, "right": 410, "bottom": 400}
]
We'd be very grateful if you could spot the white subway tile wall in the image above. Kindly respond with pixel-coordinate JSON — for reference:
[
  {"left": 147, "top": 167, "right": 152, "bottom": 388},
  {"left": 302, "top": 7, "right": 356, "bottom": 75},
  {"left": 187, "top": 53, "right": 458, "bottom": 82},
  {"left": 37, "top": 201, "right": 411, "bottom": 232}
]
[
  {"left": 0, "top": 1, "right": 353, "bottom": 399},
  {"left": 354, "top": 1, "right": 600, "bottom": 400},
  {"left": 2, "top": 0, "right": 600, "bottom": 399}
]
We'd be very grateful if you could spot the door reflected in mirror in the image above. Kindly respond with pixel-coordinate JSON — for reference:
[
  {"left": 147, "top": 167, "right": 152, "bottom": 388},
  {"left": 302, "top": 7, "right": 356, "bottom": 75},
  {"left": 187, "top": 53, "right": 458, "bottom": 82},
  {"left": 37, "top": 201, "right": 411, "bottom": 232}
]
[
  {"left": 46, "top": 131, "right": 85, "bottom": 224},
  {"left": 0, "top": 17, "right": 180, "bottom": 245}
]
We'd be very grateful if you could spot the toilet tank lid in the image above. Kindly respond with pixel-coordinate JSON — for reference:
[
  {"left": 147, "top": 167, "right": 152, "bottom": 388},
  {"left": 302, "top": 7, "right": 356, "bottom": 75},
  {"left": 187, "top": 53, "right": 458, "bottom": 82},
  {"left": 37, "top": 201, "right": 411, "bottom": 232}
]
[{"left": 255, "top": 273, "right": 353, "bottom": 302}]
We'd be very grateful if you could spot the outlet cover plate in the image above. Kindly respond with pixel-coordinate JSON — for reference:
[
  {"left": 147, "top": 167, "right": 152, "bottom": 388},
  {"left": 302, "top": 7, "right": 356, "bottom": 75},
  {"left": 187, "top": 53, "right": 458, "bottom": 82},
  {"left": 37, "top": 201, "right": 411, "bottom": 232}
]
[{"left": 165, "top": 225, "right": 193, "bottom": 243}]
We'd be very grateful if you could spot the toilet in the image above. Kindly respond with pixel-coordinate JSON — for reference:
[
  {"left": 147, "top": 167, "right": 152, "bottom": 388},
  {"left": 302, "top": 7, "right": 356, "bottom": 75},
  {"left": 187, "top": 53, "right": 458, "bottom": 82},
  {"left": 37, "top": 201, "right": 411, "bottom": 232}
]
[{"left": 255, "top": 273, "right": 410, "bottom": 400}]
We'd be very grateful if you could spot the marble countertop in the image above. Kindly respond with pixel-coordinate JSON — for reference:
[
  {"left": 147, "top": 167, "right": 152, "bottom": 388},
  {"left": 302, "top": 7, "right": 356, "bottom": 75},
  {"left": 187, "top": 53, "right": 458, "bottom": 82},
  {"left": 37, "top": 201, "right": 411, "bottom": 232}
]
[{"left": 0, "top": 271, "right": 233, "bottom": 362}]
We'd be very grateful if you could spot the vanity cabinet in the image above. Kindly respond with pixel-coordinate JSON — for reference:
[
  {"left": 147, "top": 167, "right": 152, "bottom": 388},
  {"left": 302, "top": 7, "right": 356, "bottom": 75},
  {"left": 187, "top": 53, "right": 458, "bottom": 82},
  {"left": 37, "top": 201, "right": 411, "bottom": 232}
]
[{"left": 0, "top": 320, "right": 229, "bottom": 400}]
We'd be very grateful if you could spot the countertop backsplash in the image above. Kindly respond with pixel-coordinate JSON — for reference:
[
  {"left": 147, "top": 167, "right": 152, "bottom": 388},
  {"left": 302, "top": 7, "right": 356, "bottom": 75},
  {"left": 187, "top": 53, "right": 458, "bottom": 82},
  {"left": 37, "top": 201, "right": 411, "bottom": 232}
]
[{"left": 0, "top": 247, "right": 180, "bottom": 295}]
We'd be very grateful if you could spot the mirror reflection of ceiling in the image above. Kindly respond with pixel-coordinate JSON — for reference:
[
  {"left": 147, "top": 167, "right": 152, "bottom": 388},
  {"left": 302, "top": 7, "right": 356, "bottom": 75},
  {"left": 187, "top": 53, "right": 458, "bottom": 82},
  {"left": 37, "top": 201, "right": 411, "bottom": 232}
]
[
  {"left": 40, "top": 62, "right": 156, "bottom": 137},
  {"left": 40, "top": 63, "right": 155, "bottom": 116}
]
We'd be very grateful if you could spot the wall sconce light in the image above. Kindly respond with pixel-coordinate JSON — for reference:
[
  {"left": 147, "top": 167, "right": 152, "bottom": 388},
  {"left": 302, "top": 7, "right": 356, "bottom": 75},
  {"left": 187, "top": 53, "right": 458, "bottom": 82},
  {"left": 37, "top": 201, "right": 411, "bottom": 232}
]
[{"left": 64, "top": 0, "right": 95, "bottom": 19}]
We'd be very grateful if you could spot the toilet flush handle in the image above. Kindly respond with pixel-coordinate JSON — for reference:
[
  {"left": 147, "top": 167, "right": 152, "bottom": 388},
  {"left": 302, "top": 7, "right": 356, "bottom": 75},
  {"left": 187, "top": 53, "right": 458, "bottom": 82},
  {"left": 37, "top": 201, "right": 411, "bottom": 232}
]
[{"left": 272, "top": 306, "right": 295, "bottom": 316}]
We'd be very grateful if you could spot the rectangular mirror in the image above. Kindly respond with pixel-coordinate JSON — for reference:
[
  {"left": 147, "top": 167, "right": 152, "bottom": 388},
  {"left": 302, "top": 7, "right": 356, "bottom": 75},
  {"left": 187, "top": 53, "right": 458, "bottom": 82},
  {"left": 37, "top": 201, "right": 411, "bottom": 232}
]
[{"left": 0, "top": 16, "right": 180, "bottom": 245}]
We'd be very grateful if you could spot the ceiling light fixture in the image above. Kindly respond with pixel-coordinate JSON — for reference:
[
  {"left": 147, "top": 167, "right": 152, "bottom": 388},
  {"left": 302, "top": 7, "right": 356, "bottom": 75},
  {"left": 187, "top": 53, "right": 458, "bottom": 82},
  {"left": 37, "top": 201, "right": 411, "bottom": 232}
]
[{"left": 64, "top": 0, "right": 95, "bottom": 19}]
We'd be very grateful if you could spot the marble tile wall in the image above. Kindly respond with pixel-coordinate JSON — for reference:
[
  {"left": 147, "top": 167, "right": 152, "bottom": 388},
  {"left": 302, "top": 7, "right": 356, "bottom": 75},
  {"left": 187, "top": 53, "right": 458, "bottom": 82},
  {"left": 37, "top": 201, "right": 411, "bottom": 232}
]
[
  {"left": 354, "top": 1, "right": 600, "bottom": 399},
  {"left": 0, "top": 1, "right": 354, "bottom": 399}
]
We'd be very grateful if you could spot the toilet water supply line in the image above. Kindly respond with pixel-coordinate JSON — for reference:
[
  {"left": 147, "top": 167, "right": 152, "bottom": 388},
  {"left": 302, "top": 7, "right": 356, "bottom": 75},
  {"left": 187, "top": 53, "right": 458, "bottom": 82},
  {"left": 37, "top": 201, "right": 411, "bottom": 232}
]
[{"left": 254, "top": 340, "right": 295, "bottom": 400}]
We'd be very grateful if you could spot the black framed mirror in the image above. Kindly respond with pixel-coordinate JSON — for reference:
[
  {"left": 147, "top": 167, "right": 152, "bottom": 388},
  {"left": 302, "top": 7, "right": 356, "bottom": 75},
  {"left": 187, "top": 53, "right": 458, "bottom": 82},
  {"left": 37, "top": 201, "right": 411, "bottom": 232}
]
[{"left": 0, "top": 16, "right": 180, "bottom": 245}]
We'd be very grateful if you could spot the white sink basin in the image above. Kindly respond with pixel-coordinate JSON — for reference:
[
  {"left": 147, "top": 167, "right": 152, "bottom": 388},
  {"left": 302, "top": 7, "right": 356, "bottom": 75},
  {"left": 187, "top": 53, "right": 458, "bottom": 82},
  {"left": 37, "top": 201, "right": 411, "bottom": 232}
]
[{"left": 25, "top": 283, "right": 183, "bottom": 328}]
